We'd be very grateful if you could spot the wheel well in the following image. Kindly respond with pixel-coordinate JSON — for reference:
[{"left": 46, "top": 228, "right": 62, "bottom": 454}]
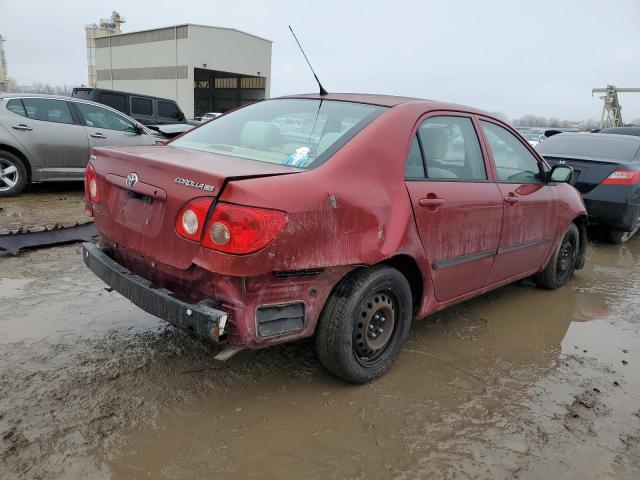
[
  {"left": 378, "top": 254, "right": 423, "bottom": 316},
  {"left": 0, "top": 144, "right": 31, "bottom": 181},
  {"left": 573, "top": 215, "right": 588, "bottom": 270}
]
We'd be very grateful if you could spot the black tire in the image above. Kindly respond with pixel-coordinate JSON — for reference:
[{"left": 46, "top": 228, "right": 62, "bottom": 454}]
[
  {"left": 607, "top": 227, "right": 638, "bottom": 244},
  {"left": 315, "top": 266, "right": 412, "bottom": 384},
  {"left": 0, "top": 151, "right": 28, "bottom": 197},
  {"left": 534, "top": 223, "right": 579, "bottom": 290}
]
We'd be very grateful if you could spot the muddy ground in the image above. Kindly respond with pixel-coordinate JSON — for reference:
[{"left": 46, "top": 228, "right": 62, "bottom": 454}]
[{"left": 0, "top": 191, "right": 639, "bottom": 479}]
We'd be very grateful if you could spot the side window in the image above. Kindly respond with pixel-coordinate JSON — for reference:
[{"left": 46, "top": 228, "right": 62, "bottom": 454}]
[
  {"left": 480, "top": 121, "right": 542, "bottom": 183},
  {"left": 21, "top": 98, "right": 74, "bottom": 124},
  {"left": 6, "top": 99, "right": 27, "bottom": 117},
  {"left": 158, "top": 101, "right": 181, "bottom": 120},
  {"left": 98, "top": 92, "right": 127, "bottom": 113},
  {"left": 417, "top": 116, "right": 486, "bottom": 180},
  {"left": 132, "top": 97, "right": 153, "bottom": 116},
  {"left": 75, "top": 102, "right": 136, "bottom": 132},
  {"left": 405, "top": 136, "right": 425, "bottom": 178}
]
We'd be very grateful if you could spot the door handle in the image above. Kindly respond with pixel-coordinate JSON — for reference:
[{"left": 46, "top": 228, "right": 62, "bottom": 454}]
[
  {"left": 90, "top": 133, "right": 106, "bottom": 139},
  {"left": 419, "top": 197, "right": 445, "bottom": 207},
  {"left": 504, "top": 193, "right": 519, "bottom": 204},
  {"left": 12, "top": 124, "right": 32, "bottom": 131}
]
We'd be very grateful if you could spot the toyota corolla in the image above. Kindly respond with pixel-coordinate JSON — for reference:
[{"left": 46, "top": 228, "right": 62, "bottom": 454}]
[{"left": 82, "top": 93, "right": 587, "bottom": 383}]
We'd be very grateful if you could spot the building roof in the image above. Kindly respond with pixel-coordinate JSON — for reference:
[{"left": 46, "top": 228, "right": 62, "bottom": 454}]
[{"left": 105, "top": 23, "right": 272, "bottom": 43}]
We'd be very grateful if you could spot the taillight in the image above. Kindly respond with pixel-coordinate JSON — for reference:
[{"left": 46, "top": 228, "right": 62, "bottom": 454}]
[
  {"left": 175, "top": 197, "right": 214, "bottom": 241},
  {"left": 85, "top": 159, "right": 100, "bottom": 203},
  {"left": 602, "top": 170, "right": 640, "bottom": 185},
  {"left": 201, "top": 203, "right": 288, "bottom": 254}
]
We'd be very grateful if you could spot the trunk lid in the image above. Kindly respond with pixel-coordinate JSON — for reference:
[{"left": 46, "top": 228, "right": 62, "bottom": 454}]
[
  {"left": 91, "top": 145, "right": 298, "bottom": 269},
  {"left": 544, "top": 156, "right": 622, "bottom": 194}
]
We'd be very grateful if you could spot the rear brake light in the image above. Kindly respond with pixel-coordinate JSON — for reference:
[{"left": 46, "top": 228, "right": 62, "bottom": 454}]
[
  {"left": 85, "top": 159, "right": 100, "bottom": 203},
  {"left": 175, "top": 198, "right": 214, "bottom": 241},
  {"left": 602, "top": 170, "right": 640, "bottom": 185},
  {"left": 201, "top": 203, "right": 288, "bottom": 254}
]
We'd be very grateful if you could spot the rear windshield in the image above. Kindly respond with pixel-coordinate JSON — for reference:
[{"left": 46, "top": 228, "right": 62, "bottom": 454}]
[
  {"left": 170, "top": 99, "right": 386, "bottom": 168},
  {"left": 537, "top": 133, "right": 640, "bottom": 162}
]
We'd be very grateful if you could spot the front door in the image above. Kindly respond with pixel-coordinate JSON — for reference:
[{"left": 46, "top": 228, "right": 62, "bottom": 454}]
[
  {"left": 479, "top": 119, "right": 558, "bottom": 284},
  {"left": 405, "top": 114, "right": 504, "bottom": 302},
  {"left": 73, "top": 101, "right": 157, "bottom": 152}
]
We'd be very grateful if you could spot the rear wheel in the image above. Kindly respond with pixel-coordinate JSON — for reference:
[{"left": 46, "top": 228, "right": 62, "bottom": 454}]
[
  {"left": 607, "top": 227, "right": 638, "bottom": 244},
  {"left": 534, "top": 223, "right": 579, "bottom": 290},
  {"left": 315, "top": 266, "right": 412, "bottom": 384},
  {"left": 0, "top": 151, "right": 28, "bottom": 197}
]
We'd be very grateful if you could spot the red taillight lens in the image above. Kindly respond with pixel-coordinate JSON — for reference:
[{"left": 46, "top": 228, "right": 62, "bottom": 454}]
[
  {"left": 175, "top": 198, "right": 214, "bottom": 241},
  {"left": 85, "top": 160, "right": 100, "bottom": 203},
  {"left": 201, "top": 203, "right": 288, "bottom": 254},
  {"left": 602, "top": 170, "right": 640, "bottom": 185}
]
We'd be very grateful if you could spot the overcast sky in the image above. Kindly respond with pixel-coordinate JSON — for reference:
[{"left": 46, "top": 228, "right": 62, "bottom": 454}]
[{"left": 1, "top": 0, "right": 639, "bottom": 121}]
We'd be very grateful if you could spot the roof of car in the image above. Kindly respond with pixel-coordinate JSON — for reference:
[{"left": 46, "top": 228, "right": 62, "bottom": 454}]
[
  {"left": 0, "top": 92, "right": 74, "bottom": 101},
  {"left": 279, "top": 93, "right": 488, "bottom": 114},
  {"left": 536, "top": 132, "right": 640, "bottom": 163}
]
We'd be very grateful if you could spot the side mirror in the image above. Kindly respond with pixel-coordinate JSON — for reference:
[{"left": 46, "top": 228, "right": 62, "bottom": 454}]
[
  {"left": 549, "top": 165, "right": 573, "bottom": 183},
  {"left": 133, "top": 124, "right": 144, "bottom": 135}
]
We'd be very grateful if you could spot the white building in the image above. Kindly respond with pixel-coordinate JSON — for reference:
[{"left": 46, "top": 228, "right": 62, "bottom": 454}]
[{"left": 95, "top": 24, "right": 272, "bottom": 119}]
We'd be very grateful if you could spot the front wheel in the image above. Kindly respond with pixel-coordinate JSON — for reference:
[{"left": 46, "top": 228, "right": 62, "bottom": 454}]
[
  {"left": 607, "top": 227, "right": 638, "bottom": 244},
  {"left": 315, "top": 266, "right": 412, "bottom": 384},
  {"left": 534, "top": 223, "right": 579, "bottom": 290}
]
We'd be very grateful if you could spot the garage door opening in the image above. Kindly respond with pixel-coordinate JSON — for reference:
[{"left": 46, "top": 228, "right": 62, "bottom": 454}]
[{"left": 194, "top": 68, "right": 266, "bottom": 118}]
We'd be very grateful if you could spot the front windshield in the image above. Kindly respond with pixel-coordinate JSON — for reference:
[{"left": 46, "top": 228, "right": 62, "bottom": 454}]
[{"left": 171, "top": 99, "right": 385, "bottom": 168}]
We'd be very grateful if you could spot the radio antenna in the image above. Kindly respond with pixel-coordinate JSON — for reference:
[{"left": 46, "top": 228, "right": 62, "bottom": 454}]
[{"left": 288, "top": 25, "right": 328, "bottom": 96}]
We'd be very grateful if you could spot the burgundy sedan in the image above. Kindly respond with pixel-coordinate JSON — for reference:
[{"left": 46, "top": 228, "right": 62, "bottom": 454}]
[{"left": 82, "top": 93, "right": 587, "bottom": 383}]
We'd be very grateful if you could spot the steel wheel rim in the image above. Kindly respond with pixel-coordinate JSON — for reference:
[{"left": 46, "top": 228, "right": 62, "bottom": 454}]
[
  {"left": 556, "top": 234, "right": 576, "bottom": 279},
  {"left": 353, "top": 290, "right": 398, "bottom": 365},
  {"left": 0, "top": 158, "right": 19, "bottom": 192}
]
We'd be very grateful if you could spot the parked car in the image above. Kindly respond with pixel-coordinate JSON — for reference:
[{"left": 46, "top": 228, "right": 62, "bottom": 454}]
[
  {"left": 0, "top": 93, "right": 160, "bottom": 196},
  {"left": 82, "top": 93, "right": 586, "bottom": 383},
  {"left": 537, "top": 132, "right": 640, "bottom": 243},
  {"left": 71, "top": 87, "right": 194, "bottom": 127},
  {"left": 523, "top": 132, "right": 546, "bottom": 147},
  {"left": 200, "top": 112, "right": 223, "bottom": 122},
  {"left": 599, "top": 126, "right": 640, "bottom": 137}
]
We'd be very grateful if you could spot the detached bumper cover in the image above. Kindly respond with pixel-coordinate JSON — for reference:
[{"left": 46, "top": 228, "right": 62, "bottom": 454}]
[{"left": 82, "top": 242, "right": 229, "bottom": 342}]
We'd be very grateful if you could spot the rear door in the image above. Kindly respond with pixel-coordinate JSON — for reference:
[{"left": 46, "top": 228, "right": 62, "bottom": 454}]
[
  {"left": 130, "top": 96, "right": 155, "bottom": 126},
  {"left": 479, "top": 119, "right": 558, "bottom": 284},
  {"left": 73, "top": 101, "right": 157, "bottom": 152},
  {"left": 4, "top": 97, "right": 89, "bottom": 179},
  {"left": 405, "top": 113, "right": 504, "bottom": 302}
]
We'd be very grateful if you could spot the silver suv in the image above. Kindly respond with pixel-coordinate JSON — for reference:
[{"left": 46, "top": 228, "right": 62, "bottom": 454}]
[{"left": 0, "top": 93, "right": 160, "bottom": 196}]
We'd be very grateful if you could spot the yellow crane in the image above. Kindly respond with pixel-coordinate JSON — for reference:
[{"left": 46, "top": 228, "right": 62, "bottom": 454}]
[{"left": 592, "top": 85, "right": 640, "bottom": 128}]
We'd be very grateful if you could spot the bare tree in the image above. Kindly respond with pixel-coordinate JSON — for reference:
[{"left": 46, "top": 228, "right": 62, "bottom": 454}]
[{"left": 490, "top": 111, "right": 511, "bottom": 124}]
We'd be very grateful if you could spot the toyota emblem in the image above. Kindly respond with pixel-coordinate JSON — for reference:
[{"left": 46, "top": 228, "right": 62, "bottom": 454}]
[{"left": 126, "top": 173, "right": 139, "bottom": 189}]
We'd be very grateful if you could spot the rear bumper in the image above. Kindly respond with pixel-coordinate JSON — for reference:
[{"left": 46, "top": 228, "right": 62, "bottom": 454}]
[
  {"left": 583, "top": 198, "right": 640, "bottom": 231},
  {"left": 82, "top": 242, "right": 229, "bottom": 343}
]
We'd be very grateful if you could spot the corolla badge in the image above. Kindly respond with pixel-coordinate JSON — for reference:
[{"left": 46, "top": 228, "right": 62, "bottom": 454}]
[
  {"left": 175, "top": 177, "right": 215, "bottom": 192},
  {"left": 126, "top": 173, "right": 139, "bottom": 188}
]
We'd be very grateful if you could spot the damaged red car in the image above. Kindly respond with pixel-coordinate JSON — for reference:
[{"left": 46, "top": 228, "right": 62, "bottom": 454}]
[{"left": 83, "top": 93, "right": 587, "bottom": 383}]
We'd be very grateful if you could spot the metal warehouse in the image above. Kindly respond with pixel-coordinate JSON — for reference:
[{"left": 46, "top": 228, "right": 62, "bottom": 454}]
[{"left": 94, "top": 24, "right": 272, "bottom": 119}]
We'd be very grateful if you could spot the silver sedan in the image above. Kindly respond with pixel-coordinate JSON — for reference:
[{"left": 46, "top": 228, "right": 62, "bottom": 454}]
[{"left": 0, "top": 93, "right": 160, "bottom": 196}]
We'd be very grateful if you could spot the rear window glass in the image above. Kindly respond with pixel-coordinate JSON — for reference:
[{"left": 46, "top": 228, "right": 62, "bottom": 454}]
[
  {"left": 6, "top": 99, "right": 27, "bottom": 117},
  {"left": 22, "top": 98, "right": 74, "bottom": 124},
  {"left": 158, "top": 101, "right": 180, "bottom": 119},
  {"left": 171, "top": 99, "right": 385, "bottom": 168},
  {"left": 537, "top": 134, "right": 640, "bottom": 163},
  {"left": 132, "top": 97, "right": 153, "bottom": 116},
  {"left": 98, "top": 92, "right": 127, "bottom": 113}
]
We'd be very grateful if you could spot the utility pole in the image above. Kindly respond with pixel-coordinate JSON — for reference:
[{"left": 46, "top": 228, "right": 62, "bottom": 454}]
[{"left": 0, "top": 35, "right": 9, "bottom": 92}]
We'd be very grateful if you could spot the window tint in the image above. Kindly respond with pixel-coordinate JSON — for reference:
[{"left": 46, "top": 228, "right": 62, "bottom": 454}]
[
  {"left": 6, "top": 99, "right": 27, "bottom": 117},
  {"left": 405, "top": 136, "right": 425, "bottom": 178},
  {"left": 75, "top": 102, "right": 136, "bottom": 132},
  {"left": 132, "top": 97, "right": 153, "bottom": 116},
  {"left": 158, "top": 101, "right": 181, "bottom": 119},
  {"left": 417, "top": 116, "right": 486, "bottom": 180},
  {"left": 21, "top": 98, "right": 74, "bottom": 124},
  {"left": 481, "top": 121, "right": 542, "bottom": 183},
  {"left": 98, "top": 92, "right": 127, "bottom": 113}
]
